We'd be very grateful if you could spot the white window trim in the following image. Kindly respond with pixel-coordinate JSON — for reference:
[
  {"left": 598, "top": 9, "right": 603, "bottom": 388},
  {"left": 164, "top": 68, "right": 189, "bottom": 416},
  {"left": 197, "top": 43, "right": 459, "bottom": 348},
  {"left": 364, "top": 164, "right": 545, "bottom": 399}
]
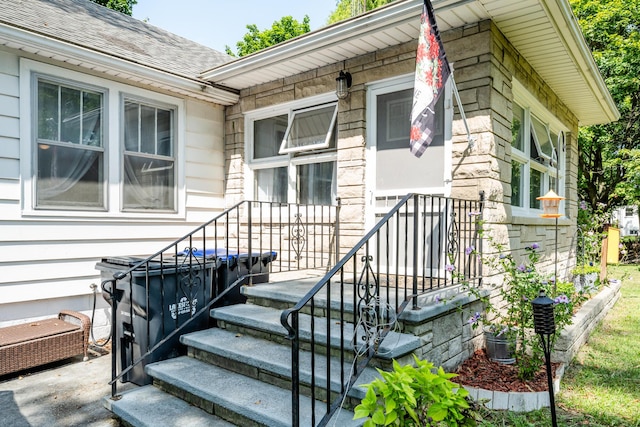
[
  {"left": 511, "top": 80, "right": 568, "bottom": 219},
  {"left": 120, "top": 94, "right": 178, "bottom": 213},
  {"left": 244, "top": 92, "right": 338, "bottom": 202},
  {"left": 19, "top": 58, "right": 186, "bottom": 219}
]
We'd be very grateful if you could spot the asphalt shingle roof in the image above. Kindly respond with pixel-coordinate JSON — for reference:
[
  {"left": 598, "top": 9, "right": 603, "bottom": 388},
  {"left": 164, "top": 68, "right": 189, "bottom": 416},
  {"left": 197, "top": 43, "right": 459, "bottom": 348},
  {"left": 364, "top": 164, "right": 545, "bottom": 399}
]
[{"left": 0, "top": 0, "right": 231, "bottom": 80}]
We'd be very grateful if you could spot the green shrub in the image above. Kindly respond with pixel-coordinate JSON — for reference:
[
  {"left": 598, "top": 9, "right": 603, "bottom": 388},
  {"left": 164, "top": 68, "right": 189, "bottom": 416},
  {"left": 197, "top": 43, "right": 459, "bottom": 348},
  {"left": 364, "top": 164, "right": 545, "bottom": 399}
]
[
  {"left": 571, "top": 264, "right": 600, "bottom": 276},
  {"left": 353, "top": 355, "right": 479, "bottom": 426}
]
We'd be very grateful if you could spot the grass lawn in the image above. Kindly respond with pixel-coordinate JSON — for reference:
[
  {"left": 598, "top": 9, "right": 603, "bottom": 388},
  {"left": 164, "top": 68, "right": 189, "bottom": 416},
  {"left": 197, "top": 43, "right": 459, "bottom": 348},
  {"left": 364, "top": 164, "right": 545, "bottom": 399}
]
[{"left": 477, "top": 264, "right": 640, "bottom": 426}]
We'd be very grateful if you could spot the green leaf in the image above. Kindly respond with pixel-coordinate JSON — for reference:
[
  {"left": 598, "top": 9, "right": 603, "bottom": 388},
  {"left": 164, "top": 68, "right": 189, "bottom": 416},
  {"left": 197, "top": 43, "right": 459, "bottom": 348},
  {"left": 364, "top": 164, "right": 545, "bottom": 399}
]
[
  {"left": 384, "top": 411, "right": 398, "bottom": 425},
  {"left": 372, "top": 408, "right": 386, "bottom": 425},
  {"left": 353, "top": 407, "right": 371, "bottom": 420},
  {"left": 427, "top": 403, "right": 448, "bottom": 422},
  {"left": 385, "top": 398, "right": 397, "bottom": 413}
]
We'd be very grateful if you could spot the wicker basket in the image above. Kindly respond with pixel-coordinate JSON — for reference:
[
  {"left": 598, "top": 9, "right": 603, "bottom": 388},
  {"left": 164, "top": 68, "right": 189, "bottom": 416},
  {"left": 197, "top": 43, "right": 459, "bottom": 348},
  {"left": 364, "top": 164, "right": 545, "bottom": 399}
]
[{"left": 0, "top": 310, "right": 90, "bottom": 376}]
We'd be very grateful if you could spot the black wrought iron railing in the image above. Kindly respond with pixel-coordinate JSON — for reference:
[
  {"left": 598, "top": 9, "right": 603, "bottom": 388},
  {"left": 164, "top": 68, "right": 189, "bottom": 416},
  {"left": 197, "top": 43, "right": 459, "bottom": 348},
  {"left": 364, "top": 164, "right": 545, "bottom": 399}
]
[
  {"left": 280, "top": 193, "right": 484, "bottom": 426},
  {"left": 100, "top": 200, "right": 340, "bottom": 397}
]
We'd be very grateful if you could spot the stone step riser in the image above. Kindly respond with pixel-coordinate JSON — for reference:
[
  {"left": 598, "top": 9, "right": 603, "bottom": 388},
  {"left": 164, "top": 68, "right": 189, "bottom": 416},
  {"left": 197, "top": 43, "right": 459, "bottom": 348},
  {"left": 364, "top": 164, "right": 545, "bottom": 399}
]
[
  {"left": 213, "top": 318, "right": 403, "bottom": 373},
  {"left": 152, "top": 378, "right": 264, "bottom": 427},
  {"left": 244, "top": 295, "right": 357, "bottom": 323},
  {"left": 186, "top": 346, "right": 364, "bottom": 410}
]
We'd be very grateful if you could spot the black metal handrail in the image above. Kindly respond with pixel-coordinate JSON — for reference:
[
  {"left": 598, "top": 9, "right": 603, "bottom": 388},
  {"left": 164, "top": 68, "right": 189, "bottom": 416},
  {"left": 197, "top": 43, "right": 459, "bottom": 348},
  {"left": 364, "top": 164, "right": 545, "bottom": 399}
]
[
  {"left": 101, "top": 200, "right": 340, "bottom": 397},
  {"left": 280, "top": 193, "right": 484, "bottom": 426}
]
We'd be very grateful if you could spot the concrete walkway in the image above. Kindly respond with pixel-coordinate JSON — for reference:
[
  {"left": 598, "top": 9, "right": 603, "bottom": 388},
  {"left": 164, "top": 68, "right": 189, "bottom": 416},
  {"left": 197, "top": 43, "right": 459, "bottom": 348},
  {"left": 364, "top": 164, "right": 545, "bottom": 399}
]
[{"left": 0, "top": 346, "right": 129, "bottom": 427}]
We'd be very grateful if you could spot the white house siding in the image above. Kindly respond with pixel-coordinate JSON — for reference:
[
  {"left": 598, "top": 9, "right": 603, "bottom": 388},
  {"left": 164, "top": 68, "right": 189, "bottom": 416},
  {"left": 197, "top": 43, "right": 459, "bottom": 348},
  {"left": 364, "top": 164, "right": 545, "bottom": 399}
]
[
  {"left": 0, "top": 50, "right": 20, "bottom": 214},
  {"left": 0, "top": 49, "right": 226, "bottom": 335}
]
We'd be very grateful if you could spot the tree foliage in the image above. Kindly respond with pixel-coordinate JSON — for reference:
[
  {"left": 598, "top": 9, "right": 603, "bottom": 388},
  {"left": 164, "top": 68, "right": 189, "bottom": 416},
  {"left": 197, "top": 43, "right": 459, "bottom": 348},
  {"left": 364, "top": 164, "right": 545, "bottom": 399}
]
[
  {"left": 225, "top": 15, "right": 311, "bottom": 57},
  {"left": 570, "top": 0, "right": 640, "bottom": 211},
  {"left": 224, "top": 1, "right": 398, "bottom": 57},
  {"left": 327, "top": 0, "right": 396, "bottom": 24},
  {"left": 90, "top": 0, "right": 136, "bottom": 15}
]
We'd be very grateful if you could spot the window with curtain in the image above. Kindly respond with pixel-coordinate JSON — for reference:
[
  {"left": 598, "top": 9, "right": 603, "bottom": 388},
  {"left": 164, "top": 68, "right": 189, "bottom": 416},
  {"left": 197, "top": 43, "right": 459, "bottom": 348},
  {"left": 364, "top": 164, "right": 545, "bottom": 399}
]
[
  {"left": 35, "top": 79, "right": 105, "bottom": 209},
  {"left": 249, "top": 102, "right": 337, "bottom": 205},
  {"left": 123, "top": 99, "right": 175, "bottom": 211},
  {"left": 510, "top": 99, "right": 565, "bottom": 213}
]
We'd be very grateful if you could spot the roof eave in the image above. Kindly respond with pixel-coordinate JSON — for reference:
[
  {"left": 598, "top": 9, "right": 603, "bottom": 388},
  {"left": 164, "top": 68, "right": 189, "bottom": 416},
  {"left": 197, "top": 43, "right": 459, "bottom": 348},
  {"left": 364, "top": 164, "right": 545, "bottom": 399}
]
[
  {"left": 0, "top": 24, "right": 239, "bottom": 106},
  {"left": 550, "top": 0, "right": 619, "bottom": 124},
  {"left": 199, "top": 0, "right": 422, "bottom": 83},
  {"left": 200, "top": 0, "right": 619, "bottom": 125}
]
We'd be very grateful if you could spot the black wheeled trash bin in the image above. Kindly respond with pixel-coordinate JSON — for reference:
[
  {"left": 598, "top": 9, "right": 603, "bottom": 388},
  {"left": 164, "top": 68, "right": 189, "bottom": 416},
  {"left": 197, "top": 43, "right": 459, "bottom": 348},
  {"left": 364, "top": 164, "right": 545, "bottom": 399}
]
[
  {"left": 183, "top": 249, "right": 277, "bottom": 305},
  {"left": 96, "top": 255, "right": 218, "bottom": 385}
]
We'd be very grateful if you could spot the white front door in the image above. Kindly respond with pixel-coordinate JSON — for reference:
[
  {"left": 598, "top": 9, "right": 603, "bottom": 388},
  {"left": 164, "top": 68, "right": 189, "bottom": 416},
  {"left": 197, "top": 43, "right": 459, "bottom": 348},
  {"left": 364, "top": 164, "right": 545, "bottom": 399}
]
[{"left": 365, "top": 75, "right": 452, "bottom": 273}]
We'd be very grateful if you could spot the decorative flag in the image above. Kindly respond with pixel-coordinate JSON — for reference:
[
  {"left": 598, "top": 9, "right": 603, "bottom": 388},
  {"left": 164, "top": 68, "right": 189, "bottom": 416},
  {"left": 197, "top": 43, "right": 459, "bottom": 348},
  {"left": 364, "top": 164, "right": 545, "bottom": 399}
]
[{"left": 410, "top": 0, "right": 451, "bottom": 158}]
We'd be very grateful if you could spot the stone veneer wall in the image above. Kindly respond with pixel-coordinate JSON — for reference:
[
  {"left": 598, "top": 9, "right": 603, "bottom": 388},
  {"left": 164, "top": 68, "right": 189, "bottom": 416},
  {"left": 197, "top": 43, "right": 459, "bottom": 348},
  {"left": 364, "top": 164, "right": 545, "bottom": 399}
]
[
  {"left": 224, "top": 20, "right": 579, "bottom": 276},
  {"left": 223, "top": 19, "right": 583, "bottom": 368},
  {"left": 481, "top": 22, "right": 580, "bottom": 281}
]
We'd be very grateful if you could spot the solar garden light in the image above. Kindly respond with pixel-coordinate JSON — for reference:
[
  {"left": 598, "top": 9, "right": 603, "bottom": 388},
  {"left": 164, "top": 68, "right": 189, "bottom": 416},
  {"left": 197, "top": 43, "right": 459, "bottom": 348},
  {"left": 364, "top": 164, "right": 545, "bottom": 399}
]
[{"left": 531, "top": 290, "right": 558, "bottom": 427}]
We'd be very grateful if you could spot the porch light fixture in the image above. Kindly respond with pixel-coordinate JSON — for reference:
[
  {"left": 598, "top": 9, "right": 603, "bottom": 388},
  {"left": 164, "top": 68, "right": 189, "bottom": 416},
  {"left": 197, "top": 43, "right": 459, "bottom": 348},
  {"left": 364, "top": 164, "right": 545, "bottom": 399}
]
[
  {"left": 336, "top": 71, "right": 352, "bottom": 100},
  {"left": 531, "top": 290, "right": 558, "bottom": 427}
]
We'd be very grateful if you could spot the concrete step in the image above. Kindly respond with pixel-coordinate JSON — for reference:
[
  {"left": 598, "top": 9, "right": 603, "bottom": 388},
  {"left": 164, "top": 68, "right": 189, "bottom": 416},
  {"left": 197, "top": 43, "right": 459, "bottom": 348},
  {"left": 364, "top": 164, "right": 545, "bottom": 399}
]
[
  {"left": 180, "top": 327, "right": 380, "bottom": 402},
  {"left": 210, "top": 303, "right": 421, "bottom": 360},
  {"left": 103, "top": 385, "right": 235, "bottom": 427},
  {"left": 145, "top": 356, "right": 363, "bottom": 427}
]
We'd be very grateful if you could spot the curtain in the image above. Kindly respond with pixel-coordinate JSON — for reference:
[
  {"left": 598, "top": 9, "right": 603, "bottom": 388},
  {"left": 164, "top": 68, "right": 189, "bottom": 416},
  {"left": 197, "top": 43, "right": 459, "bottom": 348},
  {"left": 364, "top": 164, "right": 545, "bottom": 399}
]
[{"left": 123, "top": 155, "right": 174, "bottom": 210}]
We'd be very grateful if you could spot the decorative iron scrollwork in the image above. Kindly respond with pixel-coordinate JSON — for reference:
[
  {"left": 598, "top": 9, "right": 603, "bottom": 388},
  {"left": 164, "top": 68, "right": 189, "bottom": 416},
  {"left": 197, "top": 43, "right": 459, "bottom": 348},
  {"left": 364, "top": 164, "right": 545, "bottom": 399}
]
[
  {"left": 290, "top": 213, "right": 306, "bottom": 260},
  {"left": 447, "top": 209, "right": 459, "bottom": 264},
  {"left": 175, "top": 247, "right": 205, "bottom": 318},
  {"left": 354, "top": 255, "right": 384, "bottom": 355}
]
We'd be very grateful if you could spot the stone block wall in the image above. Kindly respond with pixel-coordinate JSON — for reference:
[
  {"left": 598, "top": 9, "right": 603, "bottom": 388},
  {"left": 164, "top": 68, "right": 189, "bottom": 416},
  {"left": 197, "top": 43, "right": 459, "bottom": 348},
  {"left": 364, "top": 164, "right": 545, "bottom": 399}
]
[{"left": 400, "top": 291, "right": 487, "bottom": 371}]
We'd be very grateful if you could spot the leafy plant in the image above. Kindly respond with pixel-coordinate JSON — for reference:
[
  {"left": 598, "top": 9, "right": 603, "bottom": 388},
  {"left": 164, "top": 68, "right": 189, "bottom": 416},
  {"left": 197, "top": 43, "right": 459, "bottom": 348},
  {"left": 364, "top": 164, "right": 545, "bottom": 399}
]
[
  {"left": 456, "top": 222, "right": 586, "bottom": 381},
  {"left": 577, "top": 200, "right": 609, "bottom": 266},
  {"left": 353, "top": 355, "right": 479, "bottom": 426},
  {"left": 571, "top": 264, "right": 601, "bottom": 276}
]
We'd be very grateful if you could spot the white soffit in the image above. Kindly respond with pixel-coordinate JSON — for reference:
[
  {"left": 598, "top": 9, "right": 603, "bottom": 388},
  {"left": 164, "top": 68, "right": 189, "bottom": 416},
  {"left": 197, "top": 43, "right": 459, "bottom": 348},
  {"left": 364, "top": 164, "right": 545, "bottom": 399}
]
[{"left": 201, "top": 0, "right": 618, "bottom": 125}]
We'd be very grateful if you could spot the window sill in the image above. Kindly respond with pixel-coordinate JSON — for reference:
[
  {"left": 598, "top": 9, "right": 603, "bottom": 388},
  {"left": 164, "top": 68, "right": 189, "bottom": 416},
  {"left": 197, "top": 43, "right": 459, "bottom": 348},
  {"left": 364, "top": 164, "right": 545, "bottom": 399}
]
[{"left": 21, "top": 209, "right": 186, "bottom": 222}]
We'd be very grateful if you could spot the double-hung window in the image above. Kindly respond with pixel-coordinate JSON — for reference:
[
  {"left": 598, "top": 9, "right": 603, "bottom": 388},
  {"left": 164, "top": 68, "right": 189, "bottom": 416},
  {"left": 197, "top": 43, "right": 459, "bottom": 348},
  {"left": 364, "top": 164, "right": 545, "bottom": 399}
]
[
  {"left": 510, "top": 84, "right": 566, "bottom": 215},
  {"left": 25, "top": 59, "right": 181, "bottom": 217},
  {"left": 123, "top": 99, "right": 175, "bottom": 211},
  {"left": 35, "top": 78, "right": 105, "bottom": 209},
  {"left": 247, "top": 96, "right": 338, "bottom": 206}
]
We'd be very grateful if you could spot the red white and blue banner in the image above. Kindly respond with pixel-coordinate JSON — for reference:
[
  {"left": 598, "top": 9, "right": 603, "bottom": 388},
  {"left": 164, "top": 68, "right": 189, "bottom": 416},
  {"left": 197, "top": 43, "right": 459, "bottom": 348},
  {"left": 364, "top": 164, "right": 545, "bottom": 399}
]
[{"left": 409, "top": 0, "right": 451, "bottom": 158}]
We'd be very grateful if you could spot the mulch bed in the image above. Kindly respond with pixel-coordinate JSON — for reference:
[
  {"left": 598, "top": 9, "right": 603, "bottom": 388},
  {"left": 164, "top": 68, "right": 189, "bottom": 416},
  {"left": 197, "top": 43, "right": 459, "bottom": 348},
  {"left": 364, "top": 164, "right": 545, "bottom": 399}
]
[{"left": 455, "top": 349, "right": 560, "bottom": 393}]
